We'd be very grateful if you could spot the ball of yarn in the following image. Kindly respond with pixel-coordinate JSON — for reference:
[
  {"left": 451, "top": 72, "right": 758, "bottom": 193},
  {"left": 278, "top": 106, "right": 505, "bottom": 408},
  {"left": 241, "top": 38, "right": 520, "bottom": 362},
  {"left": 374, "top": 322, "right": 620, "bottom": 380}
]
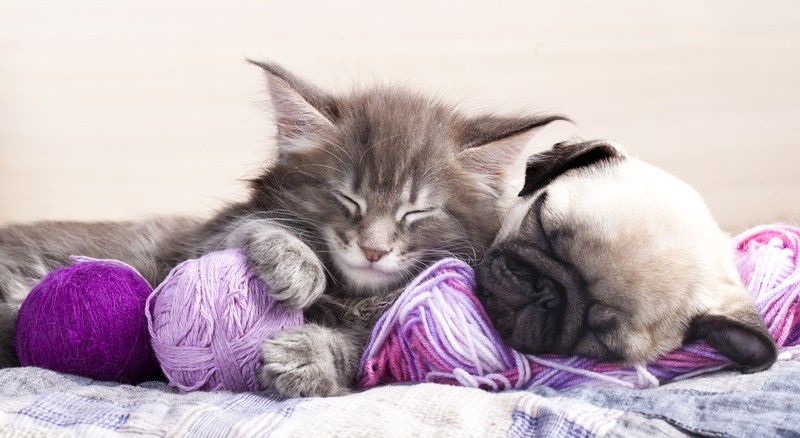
[
  {"left": 15, "top": 257, "right": 157, "bottom": 384},
  {"left": 147, "top": 249, "right": 304, "bottom": 392},
  {"left": 359, "top": 224, "right": 800, "bottom": 391}
]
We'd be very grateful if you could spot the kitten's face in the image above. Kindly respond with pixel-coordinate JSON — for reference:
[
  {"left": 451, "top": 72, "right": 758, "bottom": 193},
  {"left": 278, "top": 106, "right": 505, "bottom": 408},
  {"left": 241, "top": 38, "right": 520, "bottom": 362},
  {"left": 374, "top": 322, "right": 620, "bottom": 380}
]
[
  {"left": 272, "top": 92, "right": 507, "bottom": 294},
  {"left": 248, "top": 61, "right": 565, "bottom": 295},
  {"left": 321, "top": 153, "right": 459, "bottom": 293}
]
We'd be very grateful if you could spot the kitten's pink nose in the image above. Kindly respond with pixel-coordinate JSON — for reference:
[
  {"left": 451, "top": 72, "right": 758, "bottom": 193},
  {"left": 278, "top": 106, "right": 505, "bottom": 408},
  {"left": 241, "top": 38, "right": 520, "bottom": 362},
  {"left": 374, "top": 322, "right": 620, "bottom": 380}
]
[{"left": 360, "top": 246, "right": 390, "bottom": 263}]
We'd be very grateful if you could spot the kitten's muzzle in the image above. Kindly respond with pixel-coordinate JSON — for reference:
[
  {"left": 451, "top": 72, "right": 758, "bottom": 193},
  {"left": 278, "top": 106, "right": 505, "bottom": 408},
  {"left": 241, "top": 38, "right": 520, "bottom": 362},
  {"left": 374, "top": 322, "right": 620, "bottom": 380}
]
[{"left": 359, "top": 245, "right": 391, "bottom": 263}]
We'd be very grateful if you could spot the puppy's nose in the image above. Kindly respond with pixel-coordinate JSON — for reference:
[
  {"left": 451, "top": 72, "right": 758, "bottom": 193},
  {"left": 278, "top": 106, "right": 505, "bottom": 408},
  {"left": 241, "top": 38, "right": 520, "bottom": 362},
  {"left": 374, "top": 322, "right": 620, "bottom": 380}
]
[{"left": 360, "top": 245, "right": 390, "bottom": 262}]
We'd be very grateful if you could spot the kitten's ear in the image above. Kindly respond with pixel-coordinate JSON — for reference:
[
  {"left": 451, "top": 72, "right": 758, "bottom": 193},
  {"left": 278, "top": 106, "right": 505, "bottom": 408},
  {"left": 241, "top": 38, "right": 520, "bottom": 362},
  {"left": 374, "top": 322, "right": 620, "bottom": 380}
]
[
  {"left": 518, "top": 140, "right": 623, "bottom": 197},
  {"left": 248, "top": 60, "right": 337, "bottom": 154},
  {"left": 690, "top": 294, "right": 778, "bottom": 373},
  {"left": 457, "top": 114, "right": 569, "bottom": 194}
]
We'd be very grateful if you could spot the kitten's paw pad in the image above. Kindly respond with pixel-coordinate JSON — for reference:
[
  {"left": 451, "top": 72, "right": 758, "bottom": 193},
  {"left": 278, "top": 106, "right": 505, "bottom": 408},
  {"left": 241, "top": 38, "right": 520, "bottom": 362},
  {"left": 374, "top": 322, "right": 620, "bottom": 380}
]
[
  {"left": 247, "top": 229, "right": 326, "bottom": 310},
  {"left": 258, "top": 325, "right": 354, "bottom": 398}
]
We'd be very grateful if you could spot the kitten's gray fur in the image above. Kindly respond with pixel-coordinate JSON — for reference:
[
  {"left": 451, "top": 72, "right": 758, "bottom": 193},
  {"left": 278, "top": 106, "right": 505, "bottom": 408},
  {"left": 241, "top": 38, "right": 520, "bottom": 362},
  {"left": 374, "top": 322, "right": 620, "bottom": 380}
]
[{"left": 0, "top": 61, "right": 565, "bottom": 396}]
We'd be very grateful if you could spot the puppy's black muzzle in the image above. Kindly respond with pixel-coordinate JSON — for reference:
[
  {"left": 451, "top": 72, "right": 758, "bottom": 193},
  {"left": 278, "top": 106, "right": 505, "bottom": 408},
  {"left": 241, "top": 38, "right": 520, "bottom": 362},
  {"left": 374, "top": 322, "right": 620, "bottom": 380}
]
[{"left": 475, "top": 245, "right": 587, "bottom": 355}]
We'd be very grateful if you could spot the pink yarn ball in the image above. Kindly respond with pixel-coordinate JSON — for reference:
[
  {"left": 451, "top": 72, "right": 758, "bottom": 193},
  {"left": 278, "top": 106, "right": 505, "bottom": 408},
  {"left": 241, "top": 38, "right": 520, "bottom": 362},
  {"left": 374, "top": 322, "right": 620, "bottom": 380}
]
[
  {"left": 147, "top": 249, "right": 303, "bottom": 392},
  {"left": 15, "top": 257, "right": 157, "bottom": 384},
  {"left": 360, "top": 224, "right": 800, "bottom": 390}
]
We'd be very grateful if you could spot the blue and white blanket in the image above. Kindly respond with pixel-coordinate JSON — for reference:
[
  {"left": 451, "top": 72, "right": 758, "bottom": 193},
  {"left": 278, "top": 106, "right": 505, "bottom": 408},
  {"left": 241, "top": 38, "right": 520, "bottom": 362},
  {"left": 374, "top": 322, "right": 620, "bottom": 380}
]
[{"left": 2, "top": 359, "right": 799, "bottom": 437}]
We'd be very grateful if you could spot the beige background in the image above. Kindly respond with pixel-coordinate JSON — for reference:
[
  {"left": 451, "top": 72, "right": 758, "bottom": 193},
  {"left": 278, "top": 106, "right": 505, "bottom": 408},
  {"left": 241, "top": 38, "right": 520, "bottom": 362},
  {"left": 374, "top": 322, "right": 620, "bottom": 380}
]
[{"left": 1, "top": 0, "right": 799, "bottom": 232}]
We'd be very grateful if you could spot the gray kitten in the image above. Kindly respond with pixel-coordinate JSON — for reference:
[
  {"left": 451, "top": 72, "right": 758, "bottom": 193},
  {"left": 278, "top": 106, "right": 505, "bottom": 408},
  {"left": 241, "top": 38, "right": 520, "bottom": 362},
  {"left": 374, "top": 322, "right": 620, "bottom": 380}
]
[{"left": 0, "top": 61, "right": 565, "bottom": 396}]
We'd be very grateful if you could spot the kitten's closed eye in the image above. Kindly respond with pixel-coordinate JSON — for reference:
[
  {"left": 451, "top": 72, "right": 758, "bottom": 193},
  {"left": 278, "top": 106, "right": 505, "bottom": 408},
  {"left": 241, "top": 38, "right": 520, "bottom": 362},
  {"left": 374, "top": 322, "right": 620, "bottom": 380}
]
[
  {"left": 398, "top": 208, "right": 436, "bottom": 224},
  {"left": 333, "top": 192, "right": 365, "bottom": 217}
]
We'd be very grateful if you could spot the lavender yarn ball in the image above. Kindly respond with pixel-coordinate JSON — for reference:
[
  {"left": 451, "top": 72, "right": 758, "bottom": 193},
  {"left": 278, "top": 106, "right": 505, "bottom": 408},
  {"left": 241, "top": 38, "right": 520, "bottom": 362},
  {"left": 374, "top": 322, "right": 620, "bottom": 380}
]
[
  {"left": 15, "top": 257, "right": 157, "bottom": 384},
  {"left": 147, "top": 249, "right": 304, "bottom": 393}
]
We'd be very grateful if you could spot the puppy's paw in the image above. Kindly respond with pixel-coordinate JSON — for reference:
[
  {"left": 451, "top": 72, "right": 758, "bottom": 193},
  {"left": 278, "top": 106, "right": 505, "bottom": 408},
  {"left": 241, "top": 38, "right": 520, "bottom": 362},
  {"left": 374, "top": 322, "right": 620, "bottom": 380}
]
[
  {"left": 258, "top": 324, "right": 358, "bottom": 398},
  {"left": 247, "top": 228, "right": 326, "bottom": 310}
]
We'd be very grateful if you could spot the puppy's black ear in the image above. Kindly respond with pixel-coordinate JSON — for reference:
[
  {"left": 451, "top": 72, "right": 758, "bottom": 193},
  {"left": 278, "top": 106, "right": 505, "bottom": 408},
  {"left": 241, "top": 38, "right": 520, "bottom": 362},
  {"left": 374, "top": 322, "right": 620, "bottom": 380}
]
[
  {"left": 690, "top": 311, "right": 778, "bottom": 373},
  {"left": 519, "top": 140, "right": 622, "bottom": 197}
]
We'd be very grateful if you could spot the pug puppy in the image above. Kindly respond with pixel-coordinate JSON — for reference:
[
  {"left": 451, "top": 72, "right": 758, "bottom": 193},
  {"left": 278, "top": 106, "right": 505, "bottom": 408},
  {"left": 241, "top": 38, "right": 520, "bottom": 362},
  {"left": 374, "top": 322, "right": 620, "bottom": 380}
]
[{"left": 475, "top": 140, "right": 778, "bottom": 373}]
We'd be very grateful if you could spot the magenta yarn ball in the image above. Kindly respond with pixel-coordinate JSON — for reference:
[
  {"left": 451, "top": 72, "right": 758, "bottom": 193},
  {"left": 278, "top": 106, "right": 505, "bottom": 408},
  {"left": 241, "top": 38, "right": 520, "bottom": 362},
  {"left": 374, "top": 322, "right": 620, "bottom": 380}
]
[
  {"left": 147, "top": 249, "right": 304, "bottom": 393},
  {"left": 15, "top": 257, "right": 158, "bottom": 384}
]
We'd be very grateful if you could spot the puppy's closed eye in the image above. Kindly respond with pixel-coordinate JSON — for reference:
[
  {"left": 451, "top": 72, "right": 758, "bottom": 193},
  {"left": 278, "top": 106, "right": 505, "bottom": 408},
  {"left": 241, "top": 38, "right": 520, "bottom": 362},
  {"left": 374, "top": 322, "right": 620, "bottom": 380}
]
[{"left": 587, "top": 304, "right": 621, "bottom": 333}]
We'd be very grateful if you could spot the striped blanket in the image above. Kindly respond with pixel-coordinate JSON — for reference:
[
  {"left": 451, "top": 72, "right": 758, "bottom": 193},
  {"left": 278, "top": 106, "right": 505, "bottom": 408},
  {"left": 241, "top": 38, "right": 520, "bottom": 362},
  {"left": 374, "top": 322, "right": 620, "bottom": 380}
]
[{"left": 2, "top": 359, "right": 799, "bottom": 437}]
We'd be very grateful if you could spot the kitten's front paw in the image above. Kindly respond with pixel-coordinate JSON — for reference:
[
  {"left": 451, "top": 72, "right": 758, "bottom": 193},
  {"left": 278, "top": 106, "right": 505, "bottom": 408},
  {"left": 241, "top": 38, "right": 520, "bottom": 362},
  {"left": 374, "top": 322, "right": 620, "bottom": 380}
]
[
  {"left": 247, "top": 228, "right": 326, "bottom": 310},
  {"left": 258, "top": 324, "right": 358, "bottom": 398}
]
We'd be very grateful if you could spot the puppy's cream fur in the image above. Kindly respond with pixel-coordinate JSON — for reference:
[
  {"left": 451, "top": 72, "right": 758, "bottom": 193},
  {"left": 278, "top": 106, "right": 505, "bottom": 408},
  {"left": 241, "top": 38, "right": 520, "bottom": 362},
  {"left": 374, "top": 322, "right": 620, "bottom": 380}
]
[{"left": 478, "top": 141, "right": 777, "bottom": 371}]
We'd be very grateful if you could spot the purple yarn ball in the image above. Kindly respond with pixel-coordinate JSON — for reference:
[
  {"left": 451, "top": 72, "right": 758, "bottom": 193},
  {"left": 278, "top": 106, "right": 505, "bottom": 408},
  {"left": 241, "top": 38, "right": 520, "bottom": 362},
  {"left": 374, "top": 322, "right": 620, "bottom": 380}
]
[
  {"left": 147, "top": 249, "right": 304, "bottom": 393},
  {"left": 15, "top": 257, "right": 157, "bottom": 383}
]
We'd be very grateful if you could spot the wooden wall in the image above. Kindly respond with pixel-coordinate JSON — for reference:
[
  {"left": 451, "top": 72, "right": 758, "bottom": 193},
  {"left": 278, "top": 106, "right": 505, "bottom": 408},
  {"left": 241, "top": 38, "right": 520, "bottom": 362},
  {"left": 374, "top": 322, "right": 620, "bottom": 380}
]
[{"left": 2, "top": 0, "right": 799, "bottom": 231}]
